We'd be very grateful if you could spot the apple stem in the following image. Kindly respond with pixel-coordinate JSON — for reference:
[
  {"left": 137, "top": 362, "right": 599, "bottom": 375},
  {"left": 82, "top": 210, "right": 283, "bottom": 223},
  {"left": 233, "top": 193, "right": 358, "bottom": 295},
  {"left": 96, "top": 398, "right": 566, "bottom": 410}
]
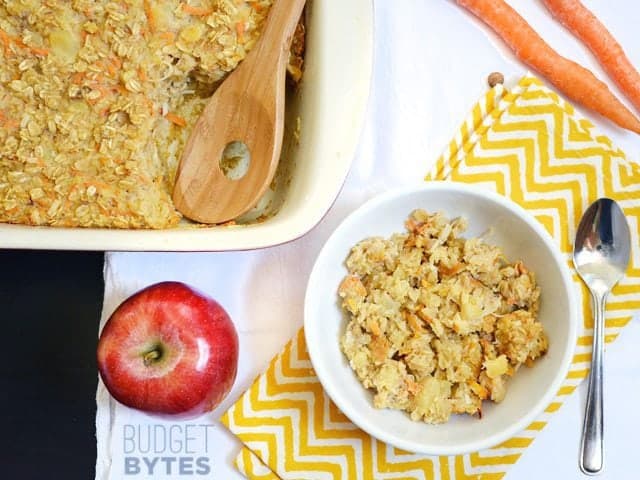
[{"left": 143, "top": 348, "right": 161, "bottom": 367}]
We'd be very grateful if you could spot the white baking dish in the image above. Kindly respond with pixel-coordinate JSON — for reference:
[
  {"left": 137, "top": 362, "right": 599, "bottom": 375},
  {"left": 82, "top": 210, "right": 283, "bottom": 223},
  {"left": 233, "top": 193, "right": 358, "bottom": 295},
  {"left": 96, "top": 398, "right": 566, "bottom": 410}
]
[{"left": 0, "top": 0, "right": 373, "bottom": 251}]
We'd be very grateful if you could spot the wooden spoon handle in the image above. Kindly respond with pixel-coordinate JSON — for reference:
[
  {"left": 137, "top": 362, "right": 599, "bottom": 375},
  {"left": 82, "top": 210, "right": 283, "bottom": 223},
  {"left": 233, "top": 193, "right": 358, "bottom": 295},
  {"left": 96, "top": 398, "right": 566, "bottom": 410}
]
[
  {"left": 241, "top": 0, "right": 306, "bottom": 93},
  {"left": 258, "top": 0, "right": 307, "bottom": 59},
  {"left": 172, "top": 0, "right": 306, "bottom": 224}
]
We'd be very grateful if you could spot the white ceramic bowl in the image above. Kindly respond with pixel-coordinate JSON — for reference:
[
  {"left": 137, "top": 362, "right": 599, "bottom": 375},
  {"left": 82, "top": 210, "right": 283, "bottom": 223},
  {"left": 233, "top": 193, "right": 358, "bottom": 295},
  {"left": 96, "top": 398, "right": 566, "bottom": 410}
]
[{"left": 304, "top": 182, "right": 577, "bottom": 455}]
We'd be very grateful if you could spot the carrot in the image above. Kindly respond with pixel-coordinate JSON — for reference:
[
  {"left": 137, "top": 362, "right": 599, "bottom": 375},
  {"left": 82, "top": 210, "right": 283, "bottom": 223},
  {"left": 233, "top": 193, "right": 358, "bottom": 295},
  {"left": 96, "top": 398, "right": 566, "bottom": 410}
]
[
  {"left": 71, "top": 72, "right": 86, "bottom": 84},
  {"left": 100, "top": 56, "right": 122, "bottom": 77},
  {"left": 111, "top": 55, "right": 122, "bottom": 70},
  {"left": 0, "top": 29, "right": 48, "bottom": 56},
  {"left": 181, "top": 4, "right": 213, "bottom": 16},
  {"left": 26, "top": 45, "right": 49, "bottom": 56},
  {"left": 95, "top": 59, "right": 107, "bottom": 74},
  {"left": 456, "top": 0, "right": 640, "bottom": 134},
  {"left": 542, "top": 0, "right": 640, "bottom": 115},
  {"left": 0, "top": 110, "right": 15, "bottom": 130},
  {"left": 143, "top": 0, "right": 156, "bottom": 33},
  {"left": 0, "top": 29, "right": 12, "bottom": 55},
  {"left": 13, "top": 37, "right": 48, "bottom": 56},
  {"left": 137, "top": 66, "right": 147, "bottom": 82},
  {"left": 158, "top": 31, "right": 176, "bottom": 42},
  {"left": 235, "top": 21, "right": 245, "bottom": 39},
  {"left": 165, "top": 112, "right": 187, "bottom": 127}
]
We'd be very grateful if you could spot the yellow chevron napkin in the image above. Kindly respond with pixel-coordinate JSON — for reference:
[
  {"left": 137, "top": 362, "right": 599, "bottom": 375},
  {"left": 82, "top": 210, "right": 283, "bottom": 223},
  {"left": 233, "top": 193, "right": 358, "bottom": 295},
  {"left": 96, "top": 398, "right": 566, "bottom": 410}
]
[{"left": 221, "top": 75, "right": 640, "bottom": 479}]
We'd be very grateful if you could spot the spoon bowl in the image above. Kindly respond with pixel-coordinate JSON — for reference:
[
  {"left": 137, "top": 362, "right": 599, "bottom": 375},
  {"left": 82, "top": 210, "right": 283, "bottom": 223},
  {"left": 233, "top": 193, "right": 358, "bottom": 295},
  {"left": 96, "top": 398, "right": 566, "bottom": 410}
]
[
  {"left": 574, "top": 199, "right": 631, "bottom": 293},
  {"left": 573, "top": 198, "right": 631, "bottom": 475}
]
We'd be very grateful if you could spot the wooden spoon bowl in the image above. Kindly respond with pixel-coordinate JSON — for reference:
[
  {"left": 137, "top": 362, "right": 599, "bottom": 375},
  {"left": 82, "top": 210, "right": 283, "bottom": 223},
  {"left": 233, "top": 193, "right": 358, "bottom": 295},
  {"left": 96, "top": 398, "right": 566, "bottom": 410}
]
[{"left": 173, "top": 0, "right": 306, "bottom": 224}]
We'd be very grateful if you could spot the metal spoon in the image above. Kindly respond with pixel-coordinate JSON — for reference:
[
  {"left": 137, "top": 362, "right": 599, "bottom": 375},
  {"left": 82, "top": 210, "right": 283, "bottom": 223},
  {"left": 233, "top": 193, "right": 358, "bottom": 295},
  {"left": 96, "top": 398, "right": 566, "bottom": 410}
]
[{"left": 574, "top": 198, "right": 631, "bottom": 475}]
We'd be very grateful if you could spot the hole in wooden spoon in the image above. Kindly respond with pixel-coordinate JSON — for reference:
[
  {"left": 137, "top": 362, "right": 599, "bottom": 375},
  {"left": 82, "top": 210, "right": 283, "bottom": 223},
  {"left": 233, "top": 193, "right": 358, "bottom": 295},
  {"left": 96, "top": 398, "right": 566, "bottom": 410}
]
[{"left": 220, "top": 141, "right": 251, "bottom": 180}]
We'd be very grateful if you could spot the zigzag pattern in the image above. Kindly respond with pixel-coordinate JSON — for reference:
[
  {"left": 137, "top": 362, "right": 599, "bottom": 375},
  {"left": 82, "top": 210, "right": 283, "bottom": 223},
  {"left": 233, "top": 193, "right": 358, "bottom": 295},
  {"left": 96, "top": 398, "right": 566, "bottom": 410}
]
[
  {"left": 222, "top": 75, "right": 640, "bottom": 479},
  {"left": 223, "top": 330, "right": 441, "bottom": 480}
]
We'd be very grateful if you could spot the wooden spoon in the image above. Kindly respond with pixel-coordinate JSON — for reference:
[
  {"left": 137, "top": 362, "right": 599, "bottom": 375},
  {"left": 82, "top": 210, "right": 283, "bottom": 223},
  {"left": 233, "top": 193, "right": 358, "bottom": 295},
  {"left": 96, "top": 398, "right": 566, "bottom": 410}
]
[{"left": 172, "top": 0, "right": 306, "bottom": 224}]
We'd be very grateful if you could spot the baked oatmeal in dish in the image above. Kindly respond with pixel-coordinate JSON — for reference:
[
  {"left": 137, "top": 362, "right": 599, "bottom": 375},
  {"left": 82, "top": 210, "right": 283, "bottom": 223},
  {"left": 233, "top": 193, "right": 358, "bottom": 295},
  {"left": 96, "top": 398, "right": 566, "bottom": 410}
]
[
  {"left": 0, "top": 0, "right": 304, "bottom": 228},
  {"left": 339, "top": 210, "right": 548, "bottom": 424}
]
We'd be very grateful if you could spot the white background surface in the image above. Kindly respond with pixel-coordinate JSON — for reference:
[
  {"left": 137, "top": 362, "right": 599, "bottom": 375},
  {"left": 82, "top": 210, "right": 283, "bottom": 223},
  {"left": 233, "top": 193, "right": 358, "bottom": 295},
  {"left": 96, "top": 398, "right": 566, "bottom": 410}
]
[{"left": 102, "top": 1, "right": 640, "bottom": 478}]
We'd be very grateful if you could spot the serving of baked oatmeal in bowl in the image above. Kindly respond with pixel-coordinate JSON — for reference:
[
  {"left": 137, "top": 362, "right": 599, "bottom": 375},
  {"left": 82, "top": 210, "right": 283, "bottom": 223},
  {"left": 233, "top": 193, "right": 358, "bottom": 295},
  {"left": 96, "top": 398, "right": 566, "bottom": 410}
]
[{"left": 304, "top": 182, "right": 577, "bottom": 455}]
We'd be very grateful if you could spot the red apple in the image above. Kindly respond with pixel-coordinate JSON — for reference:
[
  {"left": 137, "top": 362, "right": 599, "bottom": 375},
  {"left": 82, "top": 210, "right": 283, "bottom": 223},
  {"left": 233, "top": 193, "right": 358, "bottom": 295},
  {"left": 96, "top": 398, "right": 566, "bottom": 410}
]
[{"left": 97, "top": 281, "right": 239, "bottom": 417}]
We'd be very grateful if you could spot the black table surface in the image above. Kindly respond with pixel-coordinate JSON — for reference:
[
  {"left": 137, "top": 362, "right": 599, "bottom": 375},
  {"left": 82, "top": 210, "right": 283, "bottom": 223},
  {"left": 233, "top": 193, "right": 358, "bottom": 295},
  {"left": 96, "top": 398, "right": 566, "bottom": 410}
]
[{"left": 0, "top": 250, "right": 104, "bottom": 479}]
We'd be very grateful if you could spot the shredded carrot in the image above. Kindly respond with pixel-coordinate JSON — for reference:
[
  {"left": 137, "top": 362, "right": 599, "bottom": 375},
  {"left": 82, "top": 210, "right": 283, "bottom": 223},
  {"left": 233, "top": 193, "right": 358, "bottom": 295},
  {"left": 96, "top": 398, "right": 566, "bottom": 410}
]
[
  {"left": 0, "top": 29, "right": 12, "bottom": 55},
  {"left": 101, "top": 56, "right": 122, "bottom": 77},
  {"left": 165, "top": 112, "right": 187, "bottom": 127},
  {"left": 543, "top": 0, "right": 640, "bottom": 115},
  {"left": 235, "top": 21, "right": 245, "bottom": 39},
  {"left": 181, "top": 4, "right": 213, "bottom": 16},
  {"left": 138, "top": 67, "right": 147, "bottom": 82},
  {"left": 249, "top": 1, "right": 264, "bottom": 12},
  {"left": 13, "top": 37, "right": 48, "bottom": 56},
  {"left": 0, "top": 30, "right": 47, "bottom": 56},
  {"left": 0, "top": 110, "right": 15, "bottom": 130},
  {"left": 158, "top": 31, "right": 176, "bottom": 42},
  {"left": 28, "top": 45, "right": 49, "bottom": 56},
  {"left": 456, "top": 0, "right": 640, "bottom": 134},
  {"left": 143, "top": 0, "right": 156, "bottom": 33},
  {"left": 95, "top": 59, "right": 107, "bottom": 74},
  {"left": 71, "top": 72, "right": 86, "bottom": 84},
  {"left": 111, "top": 56, "right": 122, "bottom": 70}
]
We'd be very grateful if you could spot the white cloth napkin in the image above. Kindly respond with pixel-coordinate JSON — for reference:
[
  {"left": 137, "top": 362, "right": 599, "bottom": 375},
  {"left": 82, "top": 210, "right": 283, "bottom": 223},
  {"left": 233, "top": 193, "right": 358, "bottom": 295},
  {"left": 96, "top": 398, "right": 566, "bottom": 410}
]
[{"left": 95, "top": 1, "right": 640, "bottom": 479}]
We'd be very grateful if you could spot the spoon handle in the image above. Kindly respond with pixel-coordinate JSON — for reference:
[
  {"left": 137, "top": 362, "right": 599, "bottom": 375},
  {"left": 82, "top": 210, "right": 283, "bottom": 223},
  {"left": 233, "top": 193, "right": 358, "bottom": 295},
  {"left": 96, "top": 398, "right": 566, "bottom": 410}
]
[
  {"left": 257, "top": 0, "right": 306, "bottom": 56},
  {"left": 579, "top": 291, "right": 607, "bottom": 475}
]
